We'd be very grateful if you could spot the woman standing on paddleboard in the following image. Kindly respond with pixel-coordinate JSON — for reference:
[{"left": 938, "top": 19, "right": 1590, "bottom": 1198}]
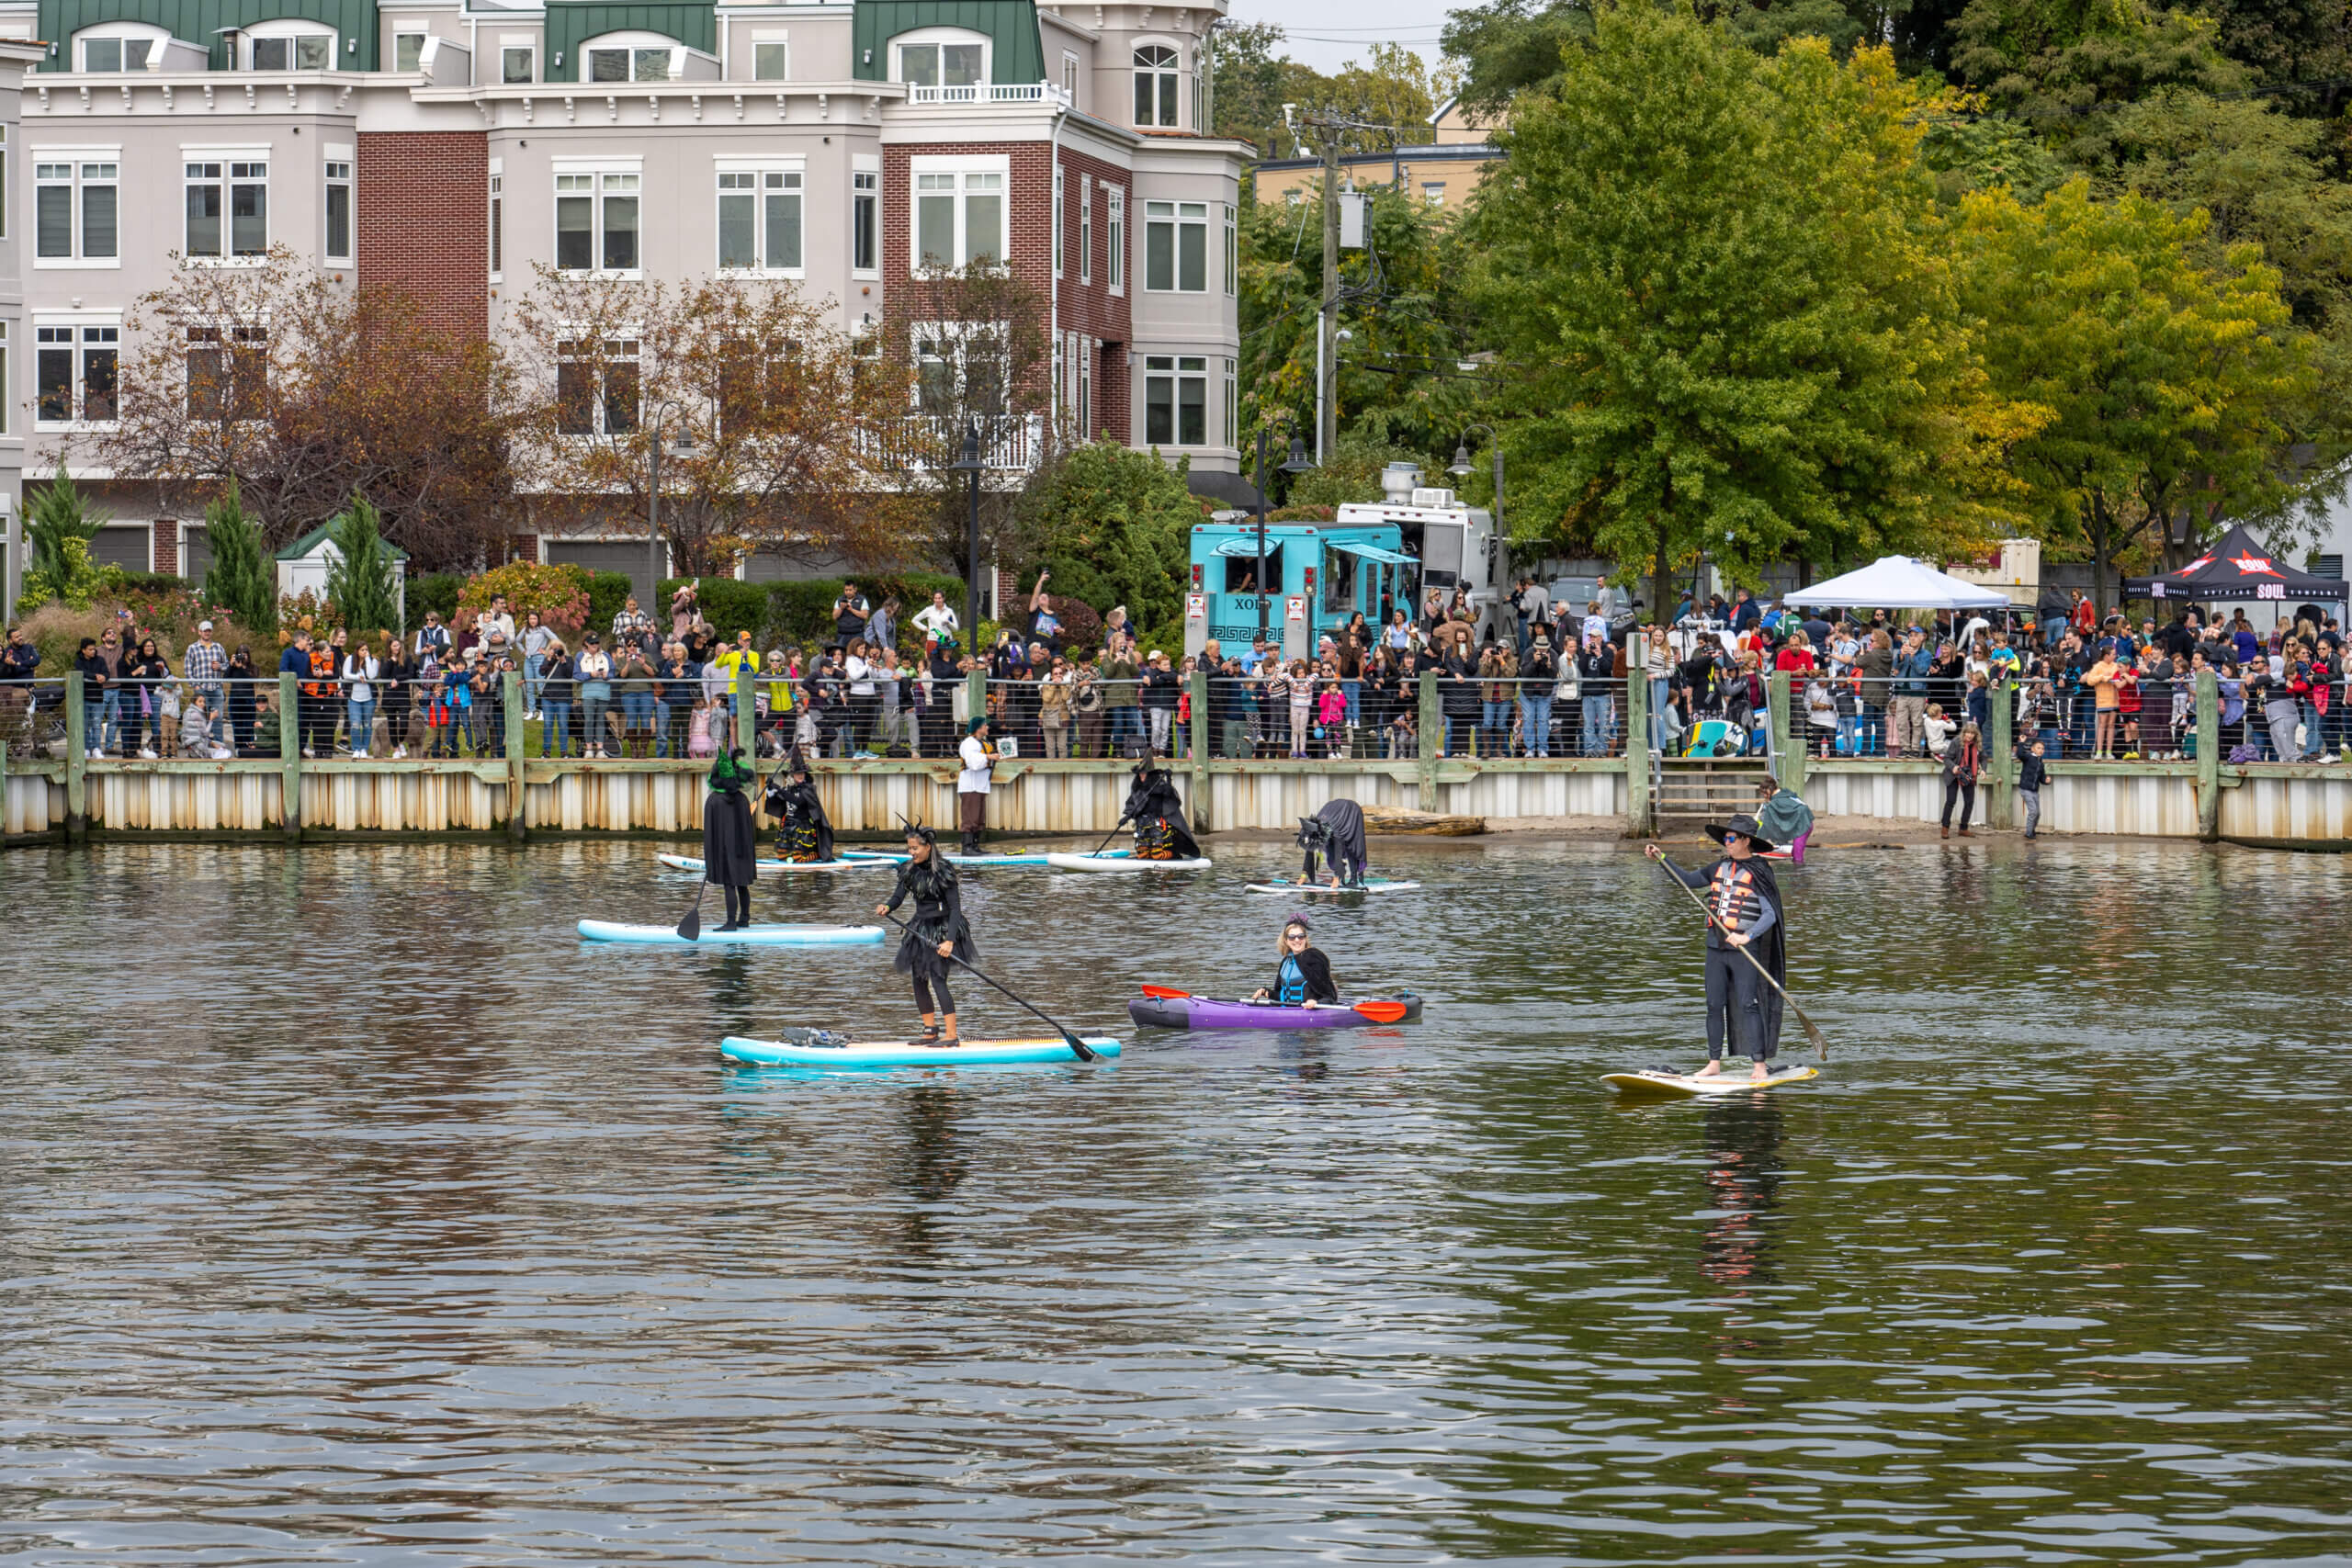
[
  {"left": 1645, "top": 814, "right": 1787, "bottom": 1083},
  {"left": 1250, "top": 915, "right": 1340, "bottom": 1008},
  {"left": 703, "top": 749, "right": 760, "bottom": 931},
  {"left": 876, "top": 824, "right": 976, "bottom": 1043}
]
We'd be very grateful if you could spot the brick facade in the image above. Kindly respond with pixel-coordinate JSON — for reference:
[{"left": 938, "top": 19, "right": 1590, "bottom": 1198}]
[
  {"left": 153, "top": 524, "right": 177, "bottom": 577},
  {"left": 356, "top": 131, "right": 491, "bottom": 341}
]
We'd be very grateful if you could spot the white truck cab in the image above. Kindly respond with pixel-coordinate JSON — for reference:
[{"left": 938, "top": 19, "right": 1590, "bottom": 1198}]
[{"left": 1334, "top": 463, "right": 1503, "bottom": 638}]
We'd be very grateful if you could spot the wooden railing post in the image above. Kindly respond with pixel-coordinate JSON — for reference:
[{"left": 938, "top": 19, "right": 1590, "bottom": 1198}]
[
  {"left": 504, "top": 669, "right": 527, "bottom": 841},
  {"left": 63, "top": 671, "right": 86, "bottom": 840},
  {"left": 278, "top": 670, "right": 301, "bottom": 841},
  {"left": 2196, "top": 668, "right": 2221, "bottom": 842},
  {"left": 1986, "top": 671, "right": 2014, "bottom": 829},
  {"left": 733, "top": 661, "right": 755, "bottom": 756},
  {"left": 1188, "top": 668, "right": 1211, "bottom": 833},
  {"left": 1417, "top": 671, "right": 1441, "bottom": 810},
  {"left": 1623, "top": 668, "right": 1651, "bottom": 837}
]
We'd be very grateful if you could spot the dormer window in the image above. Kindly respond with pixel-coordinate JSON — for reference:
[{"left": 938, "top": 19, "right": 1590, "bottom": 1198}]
[
  {"left": 893, "top": 28, "right": 988, "bottom": 92},
  {"left": 246, "top": 21, "right": 337, "bottom": 71},
  {"left": 75, "top": 24, "right": 170, "bottom": 72},
  {"left": 582, "top": 33, "right": 682, "bottom": 83},
  {"left": 1135, "top": 44, "right": 1180, "bottom": 127}
]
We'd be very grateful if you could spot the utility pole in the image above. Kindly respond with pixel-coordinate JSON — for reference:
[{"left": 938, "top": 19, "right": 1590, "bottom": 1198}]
[{"left": 1319, "top": 131, "right": 1341, "bottom": 467}]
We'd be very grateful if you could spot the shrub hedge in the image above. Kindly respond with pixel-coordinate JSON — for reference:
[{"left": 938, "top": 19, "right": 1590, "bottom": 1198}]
[{"left": 655, "top": 572, "right": 968, "bottom": 653}]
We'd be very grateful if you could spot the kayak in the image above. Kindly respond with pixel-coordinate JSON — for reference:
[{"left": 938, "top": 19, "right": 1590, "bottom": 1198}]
[
  {"left": 578, "top": 919, "right": 885, "bottom": 946},
  {"left": 721, "top": 1032, "right": 1123, "bottom": 1067},
  {"left": 840, "top": 848, "right": 1132, "bottom": 868},
  {"left": 1126, "top": 992, "right": 1422, "bottom": 1030},
  {"left": 1243, "top": 876, "right": 1421, "bottom": 896},
  {"left": 656, "top": 852, "right": 892, "bottom": 874},
  {"left": 1046, "top": 852, "right": 1213, "bottom": 873},
  {"left": 1602, "top": 1066, "right": 1820, "bottom": 1099}
]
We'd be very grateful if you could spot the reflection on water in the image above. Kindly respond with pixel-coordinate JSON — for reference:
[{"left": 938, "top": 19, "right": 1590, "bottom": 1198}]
[{"left": 3, "top": 837, "right": 2350, "bottom": 1565}]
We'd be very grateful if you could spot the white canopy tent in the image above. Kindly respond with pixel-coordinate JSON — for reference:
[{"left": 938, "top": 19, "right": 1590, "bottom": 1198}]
[{"left": 1782, "top": 556, "right": 2011, "bottom": 611}]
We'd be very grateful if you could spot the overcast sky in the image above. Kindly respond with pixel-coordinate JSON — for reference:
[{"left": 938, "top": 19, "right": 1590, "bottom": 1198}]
[{"left": 1227, "top": 1, "right": 1455, "bottom": 75}]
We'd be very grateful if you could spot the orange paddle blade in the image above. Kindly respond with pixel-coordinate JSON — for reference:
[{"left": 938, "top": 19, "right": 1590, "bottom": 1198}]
[
  {"left": 1140, "top": 984, "right": 1193, "bottom": 999},
  {"left": 1351, "top": 999, "right": 1410, "bottom": 1023}
]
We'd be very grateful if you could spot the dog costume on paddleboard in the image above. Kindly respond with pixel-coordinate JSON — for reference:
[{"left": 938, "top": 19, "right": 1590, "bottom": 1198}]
[{"left": 1295, "top": 798, "right": 1369, "bottom": 886}]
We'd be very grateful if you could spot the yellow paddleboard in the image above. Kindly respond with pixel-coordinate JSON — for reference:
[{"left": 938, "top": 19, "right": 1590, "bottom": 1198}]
[{"left": 1603, "top": 1066, "right": 1820, "bottom": 1100}]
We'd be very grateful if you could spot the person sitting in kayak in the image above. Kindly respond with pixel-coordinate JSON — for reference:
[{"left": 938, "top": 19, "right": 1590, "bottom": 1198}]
[
  {"left": 1294, "top": 797, "right": 1369, "bottom": 887},
  {"left": 875, "top": 821, "right": 976, "bottom": 1044},
  {"left": 1250, "top": 915, "right": 1340, "bottom": 1008},
  {"left": 1118, "top": 753, "right": 1199, "bottom": 861},
  {"left": 763, "top": 744, "right": 835, "bottom": 863}
]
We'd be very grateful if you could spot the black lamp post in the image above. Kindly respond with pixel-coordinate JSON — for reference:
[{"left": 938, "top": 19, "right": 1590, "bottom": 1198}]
[
  {"left": 1252, "top": 426, "right": 1316, "bottom": 644},
  {"left": 1451, "top": 423, "right": 1502, "bottom": 582},
  {"left": 950, "top": 420, "right": 985, "bottom": 642}
]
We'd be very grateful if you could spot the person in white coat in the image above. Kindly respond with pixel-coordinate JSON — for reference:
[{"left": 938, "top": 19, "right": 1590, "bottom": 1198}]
[{"left": 957, "top": 715, "right": 995, "bottom": 854}]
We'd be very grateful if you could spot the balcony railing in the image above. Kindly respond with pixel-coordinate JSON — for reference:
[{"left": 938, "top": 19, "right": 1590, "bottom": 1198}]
[
  {"left": 855, "top": 413, "right": 1046, "bottom": 472},
  {"left": 905, "top": 81, "right": 1070, "bottom": 107}
]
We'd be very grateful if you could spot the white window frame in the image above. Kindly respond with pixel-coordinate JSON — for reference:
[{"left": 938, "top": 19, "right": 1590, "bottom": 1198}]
[
  {"left": 32, "top": 148, "right": 119, "bottom": 269},
  {"left": 1062, "top": 51, "right": 1080, "bottom": 102},
  {"left": 74, "top": 23, "right": 170, "bottom": 73},
  {"left": 0, "top": 322, "right": 10, "bottom": 435},
  {"left": 1078, "top": 174, "right": 1091, "bottom": 286},
  {"left": 1077, "top": 335, "right": 1091, "bottom": 441},
  {"left": 1224, "top": 203, "right": 1238, "bottom": 297},
  {"left": 851, "top": 157, "right": 881, "bottom": 278},
  {"left": 1052, "top": 164, "right": 1064, "bottom": 278},
  {"left": 1133, "top": 40, "right": 1181, "bottom": 129},
  {"left": 1224, "top": 357, "right": 1238, "bottom": 449},
  {"left": 244, "top": 20, "right": 337, "bottom": 72},
  {"left": 499, "top": 35, "right": 535, "bottom": 84},
  {"left": 488, "top": 159, "right": 503, "bottom": 280},
  {"left": 579, "top": 31, "right": 684, "bottom": 84},
  {"left": 892, "top": 26, "right": 990, "bottom": 92},
  {"left": 185, "top": 323, "right": 268, "bottom": 422},
  {"left": 33, "top": 314, "right": 123, "bottom": 429},
  {"left": 391, "top": 23, "right": 427, "bottom": 73},
  {"left": 555, "top": 334, "right": 642, "bottom": 438},
  {"left": 1106, "top": 186, "right": 1125, "bottom": 294},
  {"left": 909, "top": 320, "right": 1013, "bottom": 416},
  {"left": 183, "top": 151, "right": 271, "bottom": 264},
  {"left": 323, "top": 152, "right": 354, "bottom": 263},
  {"left": 715, "top": 158, "right": 807, "bottom": 276},
  {"left": 909, "top": 154, "right": 1007, "bottom": 275},
  {"left": 1145, "top": 199, "right": 1209, "bottom": 293},
  {"left": 553, "top": 159, "right": 643, "bottom": 277},
  {"left": 1143, "top": 354, "right": 1208, "bottom": 447},
  {"left": 750, "top": 28, "right": 788, "bottom": 82}
]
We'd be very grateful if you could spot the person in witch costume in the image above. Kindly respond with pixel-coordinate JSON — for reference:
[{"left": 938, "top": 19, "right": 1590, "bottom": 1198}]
[
  {"left": 1117, "top": 752, "right": 1199, "bottom": 861},
  {"left": 702, "top": 748, "right": 760, "bottom": 931},
  {"left": 875, "top": 821, "right": 978, "bottom": 1043},
  {"left": 1250, "top": 912, "right": 1339, "bottom": 1007},
  {"left": 1294, "top": 797, "right": 1369, "bottom": 887},
  {"left": 1645, "top": 813, "right": 1788, "bottom": 1083},
  {"left": 762, "top": 744, "right": 835, "bottom": 863}
]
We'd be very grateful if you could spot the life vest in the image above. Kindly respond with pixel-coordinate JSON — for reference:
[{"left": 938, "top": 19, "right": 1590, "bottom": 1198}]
[
  {"left": 1276, "top": 955, "right": 1307, "bottom": 1005},
  {"left": 1708, "top": 861, "right": 1765, "bottom": 931},
  {"left": 303, "top": 648, "right": 334, "bottom": 698}
]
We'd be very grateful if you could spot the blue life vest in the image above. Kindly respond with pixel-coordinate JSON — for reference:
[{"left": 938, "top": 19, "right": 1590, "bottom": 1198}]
[{"left": 1277, "top": 955, "right": 1306, "bottom": 1005}]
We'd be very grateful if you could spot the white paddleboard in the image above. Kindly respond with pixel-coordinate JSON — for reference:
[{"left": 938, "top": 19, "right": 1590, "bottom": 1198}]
[
  {"left": 1045, "top": 852, "right": 1213, "bottom": 873},
  {"left": 1244, "top": 877, "right": 1420, "bottom": 896},
  {"left": 657, "top": 852, "right": 891, "bottom": 874},
  {"left": 1603, "top": 1066, "right": 1819, "bottom": 1099}
]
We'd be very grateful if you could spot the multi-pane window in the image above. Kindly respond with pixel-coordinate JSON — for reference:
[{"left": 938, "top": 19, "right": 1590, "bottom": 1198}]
[
  {"left": 900, "top": 40, "right": 983, "bottom": 87},
  {"left": 1134, "top": 45, "right": 1179, "bottom": 127},
  {"left": 1063, "top": 53, "right": 1078, "bottom": 99},
  {"left": 488, "top": 172, "right": 503, "bottom": 276},
  {"left": 252, "top": 33, "right": 333, "bottom": 69},
  {"left": 1224, "top": 204, "right": 1238, "bottom": 296},
  {"left": 324, "top": 160, "right": 352, "bottom": 261},
  {"left": 718, "top": 169, "right": 803, "bottom": 273},
  {"left": 1052, "top": 166, "right": 1063, "bottom": 277},
  {"left": 187, "top": 326, "right": 266, "bottom": 420},
  {"left": 0, "top": 323, "right": 8, "bottom": 434},
  {"left": 913, "top": 329, "right": 1008, "bottom": 416},
  {"left": 186, "top": 161, "right": 267, "bottom": 259},
  {"left": 1077, "top": 339, "right": 1091, "bottom": 440},
  {"left": 1224, "top": 359, "right": 1238, "bottom": 448},
  {"left": 556, "top": 338, "right": 639, "bottom": 435},
  {"left": 394, "top": 32, "right": 425, "bottom": 71},
  {"left": 502, "top": 45, "right": 533, "bottom": 83},
  {"left": 36, "top": 161, "right": 118, "bottom": 261},
  {"left": 556, "top": 170, "right": 639, "bottom": 272},
  {"left": 1107, "top": 188, "right": 1124, "bottom": 291},
  {"left": 913, "top": 169, "right": 1002, "bottom": 272},
  {"left": 588, "top": 45, "right": 672, "bottom": 82},
  {"left": 1078, "top": 176, "right": 1092, "bottom": 285},
  {"left": 852, "top": 169, "right": 879, "bottom": 274},
  {"left": 36, "top": 325, "right": 119, "bottom": 424},
  {"left": 753, "top": 39, "right": 787, "bottom": 79},
  {"left": 81, "top": 36, "right": 154, "bottom": 71},
  {"left": 1145, "top": 199, "right": 1207, "bottom": 292},
  {"left": 1145, "top": 355, "right": 1206, "bottom": 446}
]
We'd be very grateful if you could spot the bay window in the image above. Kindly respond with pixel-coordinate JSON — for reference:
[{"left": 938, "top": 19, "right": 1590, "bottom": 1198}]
[
  {"left": 1145, "top": 355, "right": 1206, "bottom": 446},
  {"left": 1145, "top": 200, "right": 1207, "bottom": 292}
]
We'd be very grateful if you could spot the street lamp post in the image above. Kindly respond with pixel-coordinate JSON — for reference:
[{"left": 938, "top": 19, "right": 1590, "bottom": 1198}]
[
  {"left": 1451, "top": 421, "right": 1502, "bottom": 569},
  {"left": 1252, "top": 425, "right": 1316, "bottom": 645},
  {"left": 645, "top": 401, "right": 691, "bottom": 606},
  {"left": 950, "top": 420, "right": 986, "bottom": 642}
]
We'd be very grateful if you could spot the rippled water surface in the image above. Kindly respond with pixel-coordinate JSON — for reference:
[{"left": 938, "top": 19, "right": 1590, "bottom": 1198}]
[{"left": 4, "top": 837, "right": 2350, "bottom": 1565}]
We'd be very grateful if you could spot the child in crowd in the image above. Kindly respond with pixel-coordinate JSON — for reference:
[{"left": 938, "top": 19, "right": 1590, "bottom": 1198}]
[
  {"left": 1316, "top": 678, "right": 1346, "bottom": 758},
  {"left": 156, "top": 677, "right": 183, "bottom": 758},
  {"left": 687, "top": 696, "right": 718, "bottom": 759},
  {"left": 1922, "top": 701, "right": 1957, "bottom": 761}
]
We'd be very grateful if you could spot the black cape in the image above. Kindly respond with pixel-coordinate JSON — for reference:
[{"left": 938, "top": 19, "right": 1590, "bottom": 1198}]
[
  {"left": 1689, "top": 852, "right": 1786, "bottom": 1050},
  {"left": 702, "top": 760, "right": 759, "bottom": 888},
  {"left": 1297, "top": 798, "right": 1369, "bottom": 882},
  {"left": 884, "top": 852, "right": 977, "bottom": 970},
  {"left": 1121, "top": 766, "right": 1200, "bottom": 860},
  {"left": 1269, "top": 944, "right": 1340, "bottom": 1003},
  {"left": 764, "top": 774, "right": 835, "bottom": 862}
]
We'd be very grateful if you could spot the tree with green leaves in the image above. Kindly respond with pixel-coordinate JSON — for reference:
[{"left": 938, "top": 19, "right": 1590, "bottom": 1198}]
[
  {"left": 1950, "top": 0, "right": 2245, "bottom": 155},
  {"left": 199, "top": 482, "right": 277, "bottom": 637},
  {"left": 1469, "top": 7, "right": 2042, "bottom": 612},
  {"left": 23, "top": 462, "right": 104, "bottom": 589},
  {"left": 323, "top": 493, "right": 401, "bottom": 637},
  {"left": 1013, "top": 440, "right": 1200, "bottom": 652}
]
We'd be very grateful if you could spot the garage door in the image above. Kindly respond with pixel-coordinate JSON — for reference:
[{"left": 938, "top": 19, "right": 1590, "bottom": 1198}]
[
  {"left": 90, "top": 525, "right": 152, "bottom": 572},
  {"left": 545, "top": 539, "right": 665, "bottom": 607}
]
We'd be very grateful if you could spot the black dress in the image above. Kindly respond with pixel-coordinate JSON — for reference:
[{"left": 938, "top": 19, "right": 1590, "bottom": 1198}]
[
  {"left": 701, "top": 758, "right": 759, "bottom": 888},
  {"left": 763, "top": 775, "right": 835, "bottom": 862},
  {"left": 885, "top": 853, "right": 976, "bottom": 1004},
  {"left": 1120, "top": 765, "right": 1199, "bottom": 860}
]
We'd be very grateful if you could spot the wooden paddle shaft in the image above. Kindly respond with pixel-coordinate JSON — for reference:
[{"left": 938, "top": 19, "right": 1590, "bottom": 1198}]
[{"left": 1654, "top": 856, "right": 1829, "bottom": 1059}]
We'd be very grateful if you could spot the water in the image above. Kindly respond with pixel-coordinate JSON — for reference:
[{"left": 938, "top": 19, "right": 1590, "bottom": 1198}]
[{"left": 3, "top": 839, "right": 2349, "bottom": 1565}]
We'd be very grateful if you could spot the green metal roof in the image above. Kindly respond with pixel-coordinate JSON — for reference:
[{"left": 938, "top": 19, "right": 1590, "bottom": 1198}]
[
  {"left": 37, "top": 0, "right": 379, "bottom": 70},
  {"left": 276, "top": 520, "right": 409, "bottom": 560},
  {"left": 545, "top": 0, "right": 717, "bottom": 69},
  {"left": 852, "top": 0, "right": 1044, "bottom": 85}
]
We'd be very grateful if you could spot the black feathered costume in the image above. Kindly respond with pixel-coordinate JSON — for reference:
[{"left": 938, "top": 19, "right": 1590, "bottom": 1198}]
[
  {"left": 763, "top": 748, "right": 835, "bottom": 863},
  {"left": 1658, "top": 819, "right": 1787, "bottom": 1061},
  {"left": 702, "top": 751, "right": 760, "bottom": 929},
  {"left": 883, "top": 843, "right": 976, "bottom": 1019},
  {"left": 1120, "top": 760, "right": 1199, "bottom": 861},
  {"left": 1296, "top": 798, "right": 1369, "bottom": 886}
]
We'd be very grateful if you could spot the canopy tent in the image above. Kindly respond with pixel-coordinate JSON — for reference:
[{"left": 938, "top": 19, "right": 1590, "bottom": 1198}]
[
  {"left": 2121, "top": 525, "right": 2349, "bottom": 604},
  {"left": 1781, "top": 556, "right": 2010, "bottom": 611}
]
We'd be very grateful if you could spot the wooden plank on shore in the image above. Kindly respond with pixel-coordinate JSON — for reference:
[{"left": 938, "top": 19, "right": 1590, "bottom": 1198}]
[{"left": 1363, "top": 804, "right": 1487, "bottom": 836}]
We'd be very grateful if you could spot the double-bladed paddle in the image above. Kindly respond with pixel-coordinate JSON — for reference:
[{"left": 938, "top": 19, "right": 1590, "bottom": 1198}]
[
  {"left": 1139, "top": 984, "right": 1409, "bottom": 1023},
  {"left": 884, "top": 914, "right": 1099, "bottom": 1062}
]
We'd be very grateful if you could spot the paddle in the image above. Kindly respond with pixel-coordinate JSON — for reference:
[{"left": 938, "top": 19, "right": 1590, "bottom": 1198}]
[
  {"left": 677, "top": 882, "right": 707, "bottom": 942},
  {"left": 884, "top": 914, "right": 1099, "bottom": 1062},
  {"left": 1645, "top": 845, "right": 1830, "bottom": 1060},
  {"left": 1138, "top": 984, "right": 1408, "bottom": 1023}
]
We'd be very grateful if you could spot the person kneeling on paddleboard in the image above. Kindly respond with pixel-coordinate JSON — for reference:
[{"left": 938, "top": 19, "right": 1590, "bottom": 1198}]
[
  {"left": 1250, "top": 914, "right": 1340, "bottom": 1008},
  {"left": 703, "top": 749, "right": 760, "bottom": 931},
  {"left": 876, "top": 822, "right": 977, "bottom": 1044},
  {"left": 1295, "top": 798, "right": 1369, "bottom": 888},
  {"left": 1645, "top": 815, "right": 1788, "bottom": 1083},
  {"left": 1119, "top": 753, "right": 1200, "bottom": 861},
  {"left": 763, "top": 744, "right": 836, "bottom": 863}
]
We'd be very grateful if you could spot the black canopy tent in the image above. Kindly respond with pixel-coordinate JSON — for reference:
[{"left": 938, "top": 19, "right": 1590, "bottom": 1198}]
[{"left": 2122, "top": 525, "right": 2349, "bottom": 609}]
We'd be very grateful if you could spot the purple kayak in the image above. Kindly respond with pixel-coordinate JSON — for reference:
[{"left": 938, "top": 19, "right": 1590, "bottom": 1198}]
[{"left": 1126, "top": 992, "right": 1422, "bottom": 1031}]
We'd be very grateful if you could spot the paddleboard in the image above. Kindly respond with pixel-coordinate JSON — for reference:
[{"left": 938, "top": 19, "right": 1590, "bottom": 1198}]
[
  {"left": 1045, "top": 852, "right": 1213, "bottom": 873},
  {"left": 1127, "top": 993, "right": 1421, "bottom": 1030},
  {"left": 579, "top": 919, "right": 885, "bottom": 946},
  {"left": 721, "top": 1032, "right": 1122, "bottom": 1067},
  {"left": 1243, "top": 876, "right": 1421, "bottom": 896},
  {"left": 656, "top": 852, "right": 892, "bottom": 874},
  {"left": 840, "top": 849, "right": 1132, "bottom": 867},
  {"left": 1602, "top": 1066, "right": 1819, "bottom": 1099}
]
